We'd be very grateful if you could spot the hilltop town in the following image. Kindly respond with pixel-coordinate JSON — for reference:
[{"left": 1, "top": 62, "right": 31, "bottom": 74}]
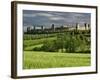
[{"left": 25, "top": 23, "right": 90, "bottom": 34}]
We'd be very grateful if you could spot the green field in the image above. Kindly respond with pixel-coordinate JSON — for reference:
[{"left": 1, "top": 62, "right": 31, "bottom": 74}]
[
  {"left": 23, "top": 51, "right": 91, "bottom": 69},
  {"left": 24, "top": 37, "right": 56, "bottom": 47},
  {"left": 23, "top": 32, "right": 91, "bottom": 69}
]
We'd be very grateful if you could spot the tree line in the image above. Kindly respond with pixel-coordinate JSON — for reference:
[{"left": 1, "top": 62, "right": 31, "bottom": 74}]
[{"left": 33, "top": 32, "right": 90, "bottom": 53}]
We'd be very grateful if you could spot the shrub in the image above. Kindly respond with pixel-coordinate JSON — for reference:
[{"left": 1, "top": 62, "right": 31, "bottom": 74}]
[
  {"left": 30, "top": 32, "right": 91, "bottom": 53},
  {"left": 39, "top": 40, "right": 58, "bottom": 52},
  {"left": 33, "top": 47, "right": 42, "bottom": 51}
]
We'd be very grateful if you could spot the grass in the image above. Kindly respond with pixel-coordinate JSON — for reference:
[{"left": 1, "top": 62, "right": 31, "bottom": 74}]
[
  {"left": 24, "top": 37, "right": 56, "bottom": 47},
  {"left": 24, "top": 44, "right": 43, "bottom": 51},
  {"left": 24, "top": 33, "right": 57, "bottom": 40},
  {"left": 23, "top": 33, "right": 91, "bottom": 69},
  {"left": 23, "top": 51, "right": 91, "bottom": 69}
]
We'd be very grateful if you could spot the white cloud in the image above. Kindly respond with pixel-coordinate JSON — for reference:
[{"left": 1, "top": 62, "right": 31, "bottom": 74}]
[
  {"left": 23, "top": 12, "right": 54, "bottom": 18},
  {"left": 49, "top": 17, "right": 65, "bottom": 21},
  {"left": 37, "top": 13, "right": 53, "bottom": 17},
  {"left": 23, "top": 14, "right": 37, "bottom": 17}
]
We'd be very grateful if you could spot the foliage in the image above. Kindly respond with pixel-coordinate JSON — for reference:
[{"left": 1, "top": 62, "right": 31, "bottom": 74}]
[{"left": 24, "top": 31, "right": 91, "bottom": 53}]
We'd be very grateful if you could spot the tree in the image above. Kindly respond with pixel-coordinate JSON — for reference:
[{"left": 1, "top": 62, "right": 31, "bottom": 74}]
[
  {"left": 64, "top": 34, "right": 80, "bottom": 53},
  {"left": 40, "top": 40, "right": 58, "bottom": 52}
]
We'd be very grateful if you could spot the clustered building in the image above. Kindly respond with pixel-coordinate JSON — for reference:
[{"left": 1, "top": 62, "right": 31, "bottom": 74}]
[{"left": 26, "top": 23, "right": 90, "bottom": 34}]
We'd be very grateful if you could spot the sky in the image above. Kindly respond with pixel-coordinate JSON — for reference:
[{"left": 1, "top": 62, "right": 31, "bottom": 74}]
[{"left": 23, "top": 10, "right": 91, "bottom": 29}]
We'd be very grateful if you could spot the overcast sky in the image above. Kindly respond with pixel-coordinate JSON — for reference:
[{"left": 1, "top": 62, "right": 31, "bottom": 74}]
[{"left": 23, "top": 10, "right": 91, "bottom": 28}]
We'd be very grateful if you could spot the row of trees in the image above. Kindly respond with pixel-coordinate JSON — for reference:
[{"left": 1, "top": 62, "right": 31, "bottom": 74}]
[
  {"left": 24, "top": 30, "right": 90, "bottom": 40},
  {"left": 33, "top": 33, "right": 90, "bottom": 53}
]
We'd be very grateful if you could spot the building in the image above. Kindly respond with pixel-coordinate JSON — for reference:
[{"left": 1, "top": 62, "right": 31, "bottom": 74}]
[{"left": 25, "top": 23, "right": 90, "bottom": 34}]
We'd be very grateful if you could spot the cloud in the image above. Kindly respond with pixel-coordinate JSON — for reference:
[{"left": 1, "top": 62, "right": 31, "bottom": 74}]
[
  {"left": 23, "top": 14, "right": 37, "bottom": 17},
  {"left": 37, "top": 13, "right": 53, "bottom": 17},
  {"left": 23, "top": 10, "right": 91, "bottom": 27},
  {"left": 49, "top": 17, "right": 65, "bottom": 21},
  {"left": 23, "top": 12, "right": 54, "bottom": 18}
]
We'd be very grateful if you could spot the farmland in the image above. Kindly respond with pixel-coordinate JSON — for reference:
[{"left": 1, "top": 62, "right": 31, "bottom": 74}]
[
  {"left": 24, "top": 31, "right": 90, "bottom": 53},
  {"left": 23, "top": 51, "right": 91, "bottom": 69},
  {"left": 23, "top": 31, "right": 91, "bottom": 69}
]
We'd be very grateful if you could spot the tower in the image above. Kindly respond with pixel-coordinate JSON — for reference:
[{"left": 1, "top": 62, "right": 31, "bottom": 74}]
[
  {"left": 41, "top": 25, "right": 44, "bottom": 31},
  {"left": 76, "top": 23, "right": 79, "bottom": 30},
  {"left": 84, "top": 23, "right": 88, "bottom": 30},
  {"left": 33, "top": 26, "right": 35, "bottom": 30},
  {"left": 51, "top": 24, "right": 55, "bottom": 31},
  {"left": 27, "top": 27, "right": 31, "bottom": 33}
]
